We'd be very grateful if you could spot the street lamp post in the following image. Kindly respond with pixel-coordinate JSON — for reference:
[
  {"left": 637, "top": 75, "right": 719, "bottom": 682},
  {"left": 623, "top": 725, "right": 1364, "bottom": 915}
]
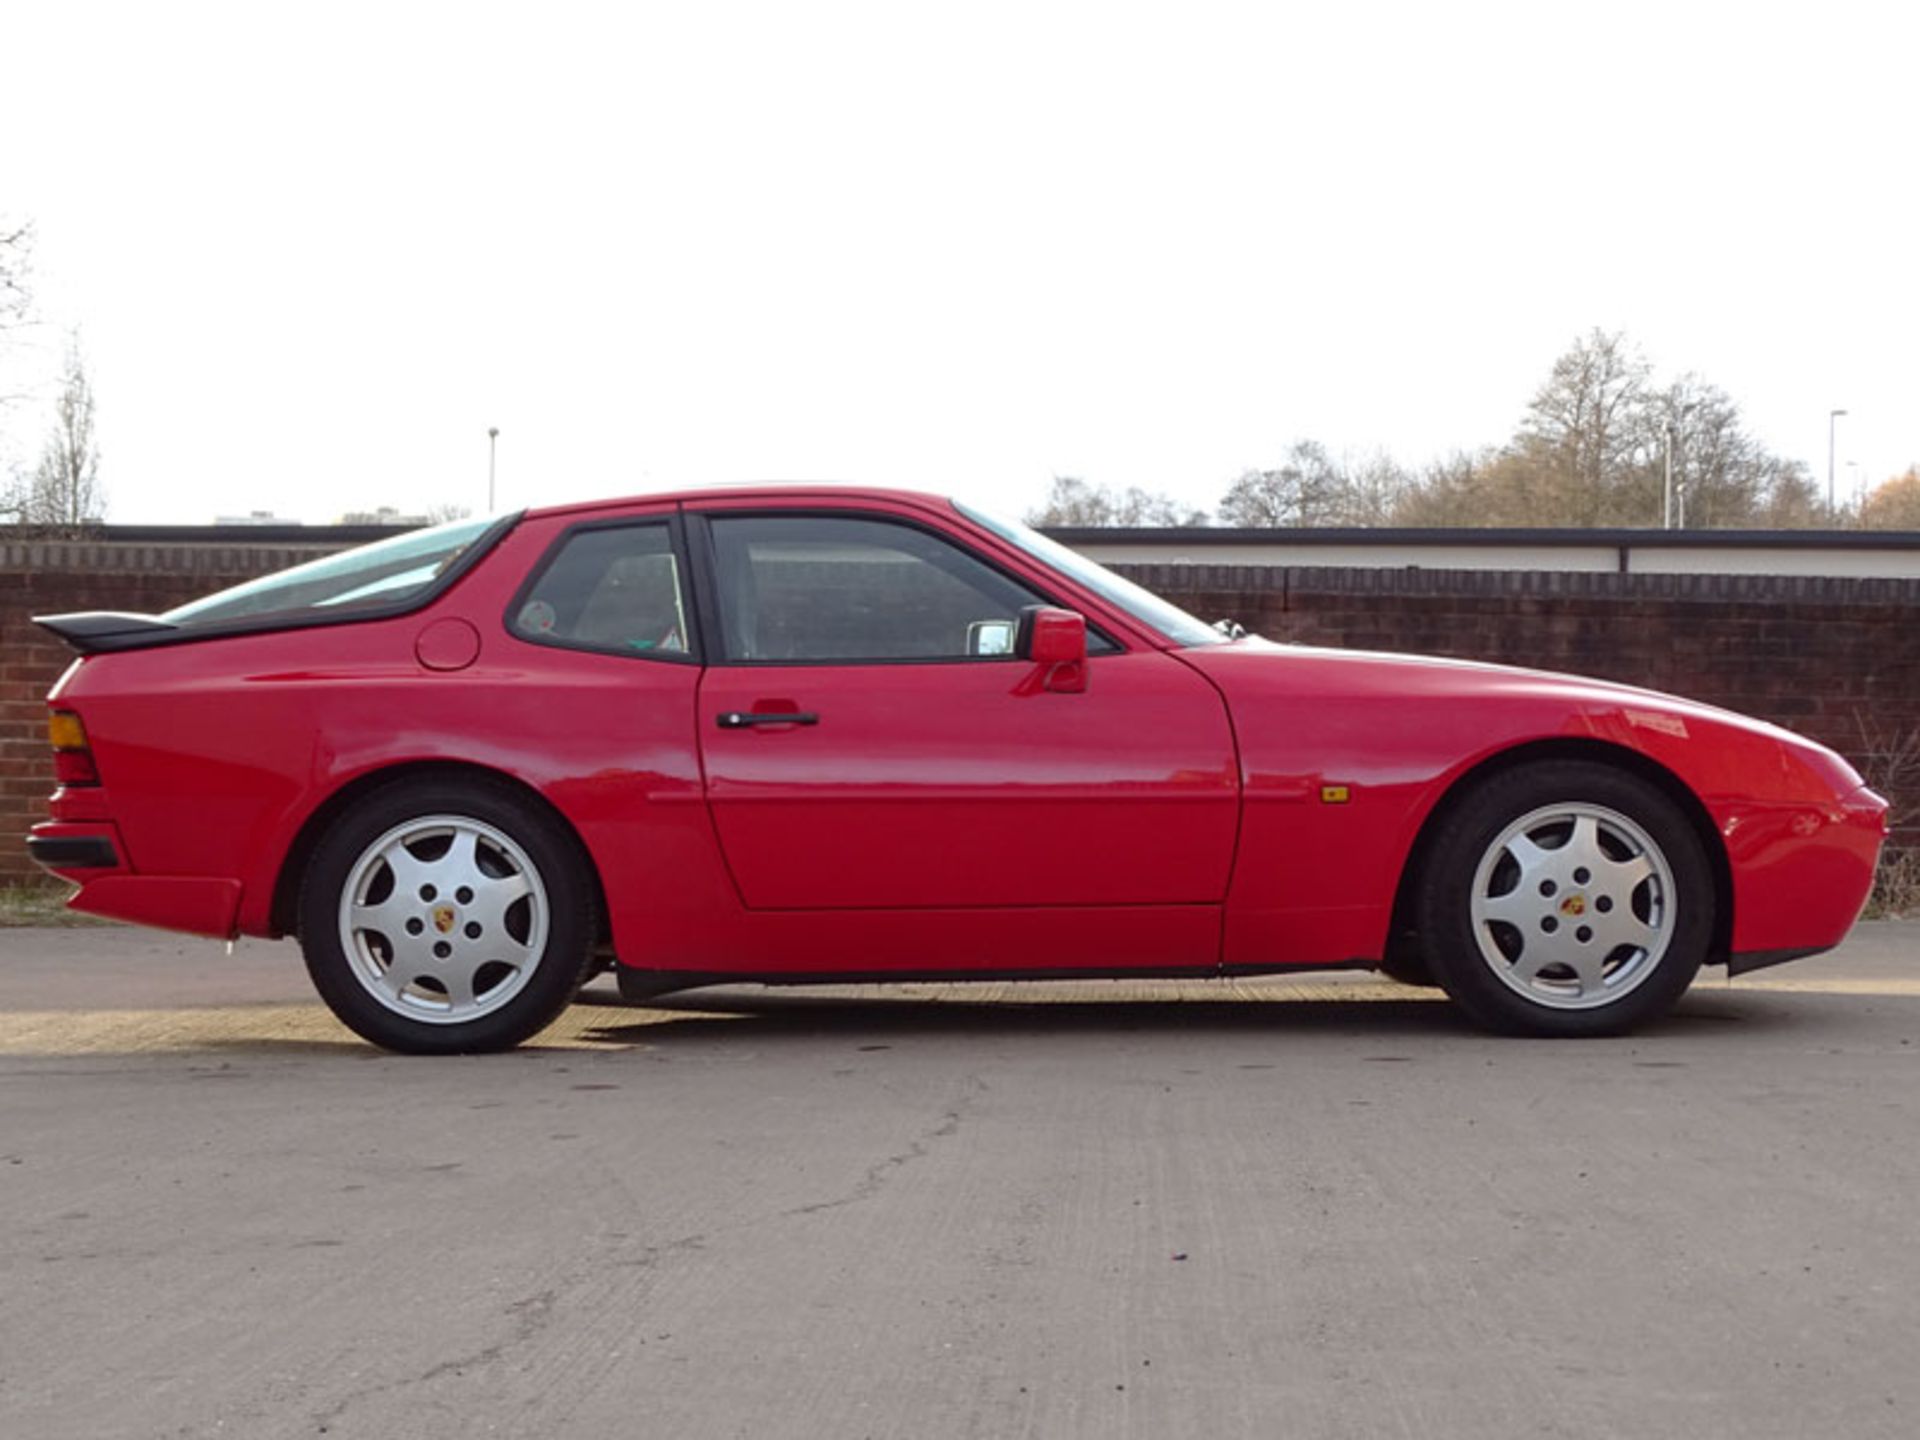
[
  {"left": 1662, "top": 402, "right": 1697, "bottom": 529},
  {"left": 488, "top": 427, "right": 500, "bottom": 513},
  {"left": 1663, "top": 422, "right": 1674, "bottom": 529},
  {"left": 1828, "top": 408, "right": 1848, "bottom": 515}
]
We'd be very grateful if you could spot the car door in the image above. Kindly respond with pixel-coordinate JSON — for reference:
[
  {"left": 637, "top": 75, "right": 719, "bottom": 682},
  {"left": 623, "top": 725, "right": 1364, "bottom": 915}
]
[{"left": 692, "top": 504, "right": 1240, "bottom": 913}]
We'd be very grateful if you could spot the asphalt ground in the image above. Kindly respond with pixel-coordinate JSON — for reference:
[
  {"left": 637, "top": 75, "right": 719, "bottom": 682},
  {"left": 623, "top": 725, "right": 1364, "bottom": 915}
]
[{"left": 1, "top": 922, "right": 1916, "bottom": 1439}]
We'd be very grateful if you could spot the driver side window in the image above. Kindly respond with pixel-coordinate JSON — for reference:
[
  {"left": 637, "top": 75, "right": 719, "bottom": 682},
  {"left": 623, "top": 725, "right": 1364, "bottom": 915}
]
[{"left": 707, "top": 514, "right": 1044, "bottom": 663}]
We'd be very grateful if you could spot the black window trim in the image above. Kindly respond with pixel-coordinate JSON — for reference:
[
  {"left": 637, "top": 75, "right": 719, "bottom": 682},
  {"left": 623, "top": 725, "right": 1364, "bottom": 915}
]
[
  {"left": 502, "top": 510, "right": 703, "bottom": 665},
  {"left": 683, "top": 506, "right": 1126, "bottom": 668}
]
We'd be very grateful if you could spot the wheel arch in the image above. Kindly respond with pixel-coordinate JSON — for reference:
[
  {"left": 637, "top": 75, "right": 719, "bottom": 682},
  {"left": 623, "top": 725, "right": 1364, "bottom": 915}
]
[
  {"left": 268, "top": 760, "right": 611, "bottom": 945},
  {"left": 1384, "top": 737, "right": 1733, "bottom": 971}
]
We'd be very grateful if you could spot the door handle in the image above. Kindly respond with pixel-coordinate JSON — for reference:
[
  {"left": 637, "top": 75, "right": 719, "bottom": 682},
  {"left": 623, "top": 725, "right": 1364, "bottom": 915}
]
[{"left": 716, "top": 711, "right": 819, "bottom": 729}]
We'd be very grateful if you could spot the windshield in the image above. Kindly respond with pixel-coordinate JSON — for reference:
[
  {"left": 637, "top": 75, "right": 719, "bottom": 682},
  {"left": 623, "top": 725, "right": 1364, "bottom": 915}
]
[
  {"left": 164, "top": 516, "right": 497, "bottom": 627},
  {"left": 955, "top": 501, "right": 1224, "bottom": 648}
]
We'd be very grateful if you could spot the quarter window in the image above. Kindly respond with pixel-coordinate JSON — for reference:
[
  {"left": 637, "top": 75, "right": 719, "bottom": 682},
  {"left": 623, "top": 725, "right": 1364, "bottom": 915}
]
[
  {"left": 511, "top": 523, "right": 690, "bottom": 658},
  {"left": 707, "top": 515, "right": 1048, "bottom": 663}
]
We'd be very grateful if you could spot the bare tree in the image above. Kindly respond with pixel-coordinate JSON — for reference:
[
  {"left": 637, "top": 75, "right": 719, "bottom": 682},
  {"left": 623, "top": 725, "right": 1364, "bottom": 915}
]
[
  {"left": 1387, "top": 448, "right": 1551, "bottom": 527},
  {"left": 1027, "top": 476, "right": 1207, "bottom": 527},
  {"left": 1522, "top": 329, "right": 1650, "bottom": 489},
  {"left": 1329, "top": 451, "right": 1412, "bottom": 526},
  {"left": 1384, "top": 333, "right": 1827, "bottom": 530},
  {"left": 1218, "top": 441, "right": 1346, "bottom": 526},
  {"left": 1026, "top": 477, "right": 1110, "bottom": 525},
  {"left": 1748, "top": 458, "right": 1825, "bottom": 528},
  {"left": 0, "top": 220, "right": 29, "bottom": 337},
  {"left": 0, "top": 220, "right": 34, "bottom": 417},
  {"left": 9, "top": 336, "right": 104, "bottom": 528},
  {"left": 1043, "top": 330, "right": 1839, "bottom": 534},
  {"left": 1112, "top": 486, "right": 1209, "bottom": 527}
]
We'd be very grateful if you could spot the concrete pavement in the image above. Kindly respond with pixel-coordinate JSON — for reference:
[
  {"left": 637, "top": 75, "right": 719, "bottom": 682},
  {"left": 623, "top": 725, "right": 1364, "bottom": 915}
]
[{"left": 1, "top": 922, "right": 1916, "bottom": 1439}]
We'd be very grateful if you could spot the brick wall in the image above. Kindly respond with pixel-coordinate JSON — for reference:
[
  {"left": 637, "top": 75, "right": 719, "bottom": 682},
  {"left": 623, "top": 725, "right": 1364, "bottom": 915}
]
[
  {"left": 0, "top": 539, "right": 347, "bottom": 888},
  {"left": 1, "top": 543, "right": 1914, "bottom": 888},
  {"left": 1117, "top": 563, "right": 1920, "bottom": 854}
]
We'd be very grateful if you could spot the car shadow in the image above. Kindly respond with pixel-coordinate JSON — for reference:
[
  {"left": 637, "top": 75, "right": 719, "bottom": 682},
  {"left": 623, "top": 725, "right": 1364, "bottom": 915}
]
[
  {"left": 0, "top": 980, "right": 1834, "bottom": 1064},
  {"left": 564, "top": 982, "right": 1812, "bottom": 1049}
]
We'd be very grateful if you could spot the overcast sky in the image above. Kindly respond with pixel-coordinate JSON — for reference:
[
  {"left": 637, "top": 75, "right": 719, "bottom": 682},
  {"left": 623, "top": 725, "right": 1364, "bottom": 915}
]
[{"left": 2, "top": 1, "right": 1915, "bottom": 525}]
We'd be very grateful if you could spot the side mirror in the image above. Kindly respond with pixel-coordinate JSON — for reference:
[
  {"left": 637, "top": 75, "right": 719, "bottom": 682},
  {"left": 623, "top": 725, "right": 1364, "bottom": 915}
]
[{"left": 1015, "top": 606, "right": 1088, "bottom": 693}]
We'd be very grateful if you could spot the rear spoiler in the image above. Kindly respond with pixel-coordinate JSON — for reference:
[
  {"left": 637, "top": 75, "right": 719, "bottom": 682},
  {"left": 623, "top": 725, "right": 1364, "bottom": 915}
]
[{"left": 33, "top": 612, "right": 180, "bottom": 655}]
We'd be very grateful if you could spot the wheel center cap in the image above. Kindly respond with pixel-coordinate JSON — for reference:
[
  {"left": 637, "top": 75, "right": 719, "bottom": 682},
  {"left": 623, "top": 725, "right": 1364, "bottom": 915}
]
[
  {"left": 431, "top": 905, "right": 458, "bottom": 934},
  {"left": 1559, "top": 894, "right": 1588, "bottom": 917}
]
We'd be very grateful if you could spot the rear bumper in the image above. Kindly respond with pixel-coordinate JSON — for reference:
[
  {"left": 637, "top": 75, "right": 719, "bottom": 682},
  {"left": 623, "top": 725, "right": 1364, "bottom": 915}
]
[
  {"left": 27, "top": 833, "right": 120, "bottom": 869},
  {"left": 28, "top": 820, "right": 129, "bottom": 879},
  {"left": 67, "top": 876, "right": 243, "bottom": 938},
  {"left": 27, "top": 820, "right": 242, "bottom": 939}
]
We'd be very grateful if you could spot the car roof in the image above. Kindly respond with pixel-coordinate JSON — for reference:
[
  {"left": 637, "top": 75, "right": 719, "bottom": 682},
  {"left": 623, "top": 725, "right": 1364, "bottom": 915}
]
[{"left": 521, "top": 484, "right": 960, "bottom": 522}]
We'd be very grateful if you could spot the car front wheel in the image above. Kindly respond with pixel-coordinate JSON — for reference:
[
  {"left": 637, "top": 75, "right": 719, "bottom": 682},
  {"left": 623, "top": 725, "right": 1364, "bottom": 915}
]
[
  {"left": 298, "top": 779, "right": 598, "bottom": 1054},
  {"left": 1415, "top": 760, "right": 1713, "bottom": 1037}
]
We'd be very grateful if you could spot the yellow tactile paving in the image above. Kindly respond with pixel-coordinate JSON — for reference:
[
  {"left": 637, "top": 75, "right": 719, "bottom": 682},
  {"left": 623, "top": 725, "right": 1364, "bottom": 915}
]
[
  {"left": 0, "top": 1003, "right": 711, "bottom": 1056},
  {"left": 0, "top": 976, "right": 1911, "bottom": 1057},
  {"left": 1723, "top": 976, "right": 1920, "bottom": 996},
  {"left": 0, "top": 981, "right": 1426, "bottom": 1056}
]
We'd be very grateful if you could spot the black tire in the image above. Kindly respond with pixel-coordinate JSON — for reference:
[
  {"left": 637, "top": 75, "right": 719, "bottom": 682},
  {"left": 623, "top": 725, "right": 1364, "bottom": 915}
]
[
  {"left": 298, "top": 778, "right": 599, "bottom": 1054},
  {"left": 1414, "top": 760, "right": 1713, "bottom": 1037}
]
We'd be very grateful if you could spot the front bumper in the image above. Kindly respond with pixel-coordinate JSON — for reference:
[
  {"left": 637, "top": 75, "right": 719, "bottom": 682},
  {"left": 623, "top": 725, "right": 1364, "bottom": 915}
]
[{"left": 1725, "top": 783, "right": 1889, "bottom": 961}]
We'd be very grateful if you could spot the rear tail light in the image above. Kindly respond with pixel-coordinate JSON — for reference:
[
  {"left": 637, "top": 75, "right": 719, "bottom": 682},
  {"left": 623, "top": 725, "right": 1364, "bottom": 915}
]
[{"left": 49, "top": 709, "right": 99, "bottom": 786}]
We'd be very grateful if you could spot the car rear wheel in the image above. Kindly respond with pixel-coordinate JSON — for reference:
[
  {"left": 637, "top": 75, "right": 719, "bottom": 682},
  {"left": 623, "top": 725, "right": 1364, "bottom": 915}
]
[
  {"left": 298, "top": 779, "right": 598, "bottom": 1054},
  {"left": 1415, "top": 760, "right": 1713, "bottom": 1037}
]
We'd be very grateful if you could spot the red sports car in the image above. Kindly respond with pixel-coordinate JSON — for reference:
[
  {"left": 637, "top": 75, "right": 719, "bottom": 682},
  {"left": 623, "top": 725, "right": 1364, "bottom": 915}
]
[{"left": 29, "top": 487, "right": 1888, "bottom": 1052}]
